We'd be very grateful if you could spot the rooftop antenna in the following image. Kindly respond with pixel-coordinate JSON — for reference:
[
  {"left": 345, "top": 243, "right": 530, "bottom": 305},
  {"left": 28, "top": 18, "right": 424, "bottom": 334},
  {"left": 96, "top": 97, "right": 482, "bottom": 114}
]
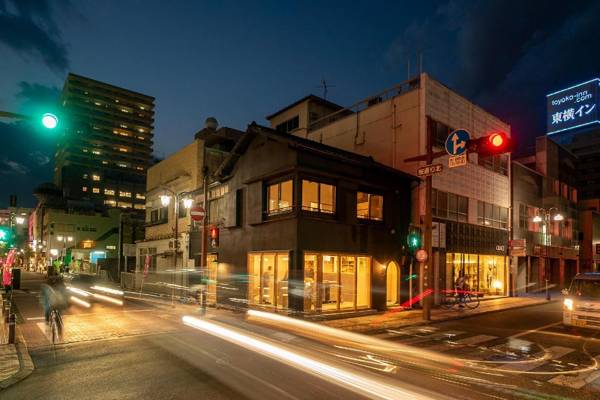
[{"left": 316, "top": 79, "right": 336, "bottom": 100}]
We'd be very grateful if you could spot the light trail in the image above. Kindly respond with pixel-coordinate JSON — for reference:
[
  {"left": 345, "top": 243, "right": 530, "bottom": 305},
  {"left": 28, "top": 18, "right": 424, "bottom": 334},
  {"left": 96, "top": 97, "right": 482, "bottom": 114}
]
[
  {"left": 182, "top": 316, "right": 440, "bottom": 400},
  {"left": 67, "top": 286, "right": 91, "bottom": 297},
  {"left": 91, "top": 285, "right": 124, "bottom": 296},
  {"left": 70, "top": 295, "right": 91, "bottom": 308},
  {"left": 93, "top": 293, "right": 124, "bottom": 306}
]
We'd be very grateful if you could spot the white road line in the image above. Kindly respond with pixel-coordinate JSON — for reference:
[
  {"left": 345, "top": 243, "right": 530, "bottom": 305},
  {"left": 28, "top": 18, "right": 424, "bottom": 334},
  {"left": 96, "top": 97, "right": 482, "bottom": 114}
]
[
  {"left": 425, "top": 334, "right": 497, "bottom": 352},
  {"left": 509, "top": 322, "right": 561, "bottom": 339},
  {"left": 399, "top": 331, "right": 465, "bottom": 345},
  {"left": 548, "top": 356, "right": 600, "bottom": 389},
  {"left": 497, "top": 346, "right": 574, "bottom": 372}
]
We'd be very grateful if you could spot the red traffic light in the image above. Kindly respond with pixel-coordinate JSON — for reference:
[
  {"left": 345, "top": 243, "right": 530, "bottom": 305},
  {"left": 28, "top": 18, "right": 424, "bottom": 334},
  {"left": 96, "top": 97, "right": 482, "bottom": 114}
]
[
  {"left": 489, "top": 133, "right": 504, "bottom": 147},
  {"left": 468, "top": 132, "right": 512, "bottom": 156},
  {"left": 210, "top": 226, "right": 219, "bottom": 247}
]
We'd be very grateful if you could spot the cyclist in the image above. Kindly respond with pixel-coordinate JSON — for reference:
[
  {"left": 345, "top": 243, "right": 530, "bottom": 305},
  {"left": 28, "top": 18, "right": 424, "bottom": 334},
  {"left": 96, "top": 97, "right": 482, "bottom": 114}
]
[
  {"left": 455, "top": 274, "right": 470, "bottom": 307},
  {"left": 40, "top": 274, "right": 68, "bottom": 325}
]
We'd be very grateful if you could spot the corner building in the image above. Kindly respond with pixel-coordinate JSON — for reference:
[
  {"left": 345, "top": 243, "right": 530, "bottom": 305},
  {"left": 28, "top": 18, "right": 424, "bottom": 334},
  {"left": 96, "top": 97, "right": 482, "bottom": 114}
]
[
  {"left": 269, "top": 73, "right": 512, "bottom": 303},
  {"left": 54, "top": 73, "right": 154, "bottom": 210}
]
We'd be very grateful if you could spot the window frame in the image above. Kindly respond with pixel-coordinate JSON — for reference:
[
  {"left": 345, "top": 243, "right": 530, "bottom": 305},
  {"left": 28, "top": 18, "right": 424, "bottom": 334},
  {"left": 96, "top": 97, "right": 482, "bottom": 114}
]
[
  {"left": 356, "top": 191, "right": 384, "bottom": 221},
  {"left": 301, "top": 179, "right": 336, "bottom": 215},
  {"left": 266, "top": 179, "right": 294, "bottom": 216}
]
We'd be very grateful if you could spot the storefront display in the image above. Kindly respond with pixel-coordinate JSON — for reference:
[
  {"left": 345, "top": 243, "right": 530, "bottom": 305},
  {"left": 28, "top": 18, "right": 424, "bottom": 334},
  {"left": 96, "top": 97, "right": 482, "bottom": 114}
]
[{"left": 446, "top": 252, "right": 507, "bottom": 296}]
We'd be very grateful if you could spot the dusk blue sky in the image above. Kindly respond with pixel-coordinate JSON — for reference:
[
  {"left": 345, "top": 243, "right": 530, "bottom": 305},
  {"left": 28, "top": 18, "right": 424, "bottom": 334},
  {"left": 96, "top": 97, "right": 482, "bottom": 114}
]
[{"left": 1, "top": 0, "right": 600, "bottom": 206}]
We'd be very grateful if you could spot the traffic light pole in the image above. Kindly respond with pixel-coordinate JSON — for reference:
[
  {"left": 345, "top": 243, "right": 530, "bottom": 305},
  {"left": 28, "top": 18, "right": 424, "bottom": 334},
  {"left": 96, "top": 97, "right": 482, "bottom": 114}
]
[{"left": 423, "top": 129, "right": 433, "bottom": 321}]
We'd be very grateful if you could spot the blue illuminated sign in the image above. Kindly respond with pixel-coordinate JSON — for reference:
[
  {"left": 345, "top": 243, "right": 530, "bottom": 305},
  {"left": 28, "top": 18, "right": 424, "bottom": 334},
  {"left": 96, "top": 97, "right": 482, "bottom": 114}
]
[{"left": 547, "top": 78, "right": 600, "bottom": 135}]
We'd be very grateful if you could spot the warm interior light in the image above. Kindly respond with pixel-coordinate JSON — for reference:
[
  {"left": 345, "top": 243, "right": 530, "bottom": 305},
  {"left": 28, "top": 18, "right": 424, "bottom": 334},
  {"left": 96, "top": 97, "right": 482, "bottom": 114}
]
[
  {"left": 183, "top": 198, "right": 193, "bottom": 209},
  {"left": 160, "top": 195, "right": 171, "bottom": 207},
  {"left": 15, "top": 216, "right": 25, "bottom": 225},
  {"left": 57, "top": 235, "right": 64, "bottom": 241},
  {"left": 532, "top": 215, "right": 542, "bottom": 223}
]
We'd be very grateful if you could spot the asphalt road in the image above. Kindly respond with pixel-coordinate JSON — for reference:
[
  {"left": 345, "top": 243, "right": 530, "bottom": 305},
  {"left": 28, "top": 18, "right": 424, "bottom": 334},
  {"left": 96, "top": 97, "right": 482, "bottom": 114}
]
[{"left": 3, "top": 272, "right": 600, "bottom": 400}]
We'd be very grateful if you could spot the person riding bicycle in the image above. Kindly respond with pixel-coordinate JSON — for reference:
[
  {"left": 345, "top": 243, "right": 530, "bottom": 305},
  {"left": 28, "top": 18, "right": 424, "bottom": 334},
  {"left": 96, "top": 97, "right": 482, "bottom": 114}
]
[
  {"left": 40, "top": 274, "right": 68, "bottom": 324},
  {"left": 455, "top": 274, "right": 470, "bottom": 308}
]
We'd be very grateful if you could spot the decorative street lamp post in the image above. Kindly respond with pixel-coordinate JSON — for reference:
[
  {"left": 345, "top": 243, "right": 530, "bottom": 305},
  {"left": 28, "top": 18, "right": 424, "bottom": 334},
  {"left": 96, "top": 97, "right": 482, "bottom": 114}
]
[
  {"left": 532, "top": 207, "right": 564, "bottom": 300},
  {"left": 159, "top": 188, "right": 194, "bottom": 305}
]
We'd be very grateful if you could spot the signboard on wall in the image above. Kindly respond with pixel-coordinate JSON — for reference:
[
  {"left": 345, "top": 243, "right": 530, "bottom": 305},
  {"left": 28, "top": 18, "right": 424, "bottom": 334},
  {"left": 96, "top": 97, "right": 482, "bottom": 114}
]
[{"left": 547, "top": 78, "right": 600, "bottom": 135}]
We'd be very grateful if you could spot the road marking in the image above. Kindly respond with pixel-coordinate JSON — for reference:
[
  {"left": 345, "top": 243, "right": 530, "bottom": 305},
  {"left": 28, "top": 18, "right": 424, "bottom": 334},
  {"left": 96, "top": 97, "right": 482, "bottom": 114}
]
[
  {"left": 398, "top": 330, "right": 465, "bottom": 345},
  {"left": 425, "top": 334, "right": 497, "bottom": 352},
  {"left": 377, "top": 326, "right": 439, "bottom": 338},
  {"left": 497, "top": 346, "right": 574, "bottom": 372},
  {"left": 548, "top": 356, "right": 600, "bottom": 388},
  {"left": 509, "top": 322, "right": 561, "bottom": 339}
]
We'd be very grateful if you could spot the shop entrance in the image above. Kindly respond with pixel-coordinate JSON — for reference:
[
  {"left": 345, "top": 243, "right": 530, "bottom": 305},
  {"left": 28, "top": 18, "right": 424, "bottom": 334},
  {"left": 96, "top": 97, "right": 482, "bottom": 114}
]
[{"left": 386, "top": 261, "right": 400, "bottom": 307}]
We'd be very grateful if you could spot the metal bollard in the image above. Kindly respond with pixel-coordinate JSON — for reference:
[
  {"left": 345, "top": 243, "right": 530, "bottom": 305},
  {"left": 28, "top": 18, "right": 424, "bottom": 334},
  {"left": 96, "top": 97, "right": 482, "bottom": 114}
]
[{"left": 8, "top": 313, "right": 16, "bottom": 344}]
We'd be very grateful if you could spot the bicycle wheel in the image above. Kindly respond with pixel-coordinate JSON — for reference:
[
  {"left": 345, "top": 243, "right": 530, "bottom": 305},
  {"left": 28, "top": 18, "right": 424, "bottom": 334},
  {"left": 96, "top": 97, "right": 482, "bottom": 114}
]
[
  {"left": 440, "top": 294, "right": 455, "bottom": 310},
  {"left": 465, "top": 293, "right": 480, "bottom": 309}
]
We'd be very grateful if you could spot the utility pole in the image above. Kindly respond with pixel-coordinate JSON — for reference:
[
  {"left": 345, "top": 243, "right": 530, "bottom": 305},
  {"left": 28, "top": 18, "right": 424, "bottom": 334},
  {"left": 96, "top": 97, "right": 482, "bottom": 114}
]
[{"left": 422, "top": 127, "right": 433, "bottom": 321}]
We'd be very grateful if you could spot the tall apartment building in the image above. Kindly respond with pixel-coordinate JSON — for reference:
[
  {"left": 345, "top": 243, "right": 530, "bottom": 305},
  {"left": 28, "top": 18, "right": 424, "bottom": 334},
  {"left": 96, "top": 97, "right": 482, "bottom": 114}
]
[
  {"left": 54, "top": 73, "right": 154, "bottom": 210},
  {"left": 268, "top": 73, "right": 512, "bottom": 303}
]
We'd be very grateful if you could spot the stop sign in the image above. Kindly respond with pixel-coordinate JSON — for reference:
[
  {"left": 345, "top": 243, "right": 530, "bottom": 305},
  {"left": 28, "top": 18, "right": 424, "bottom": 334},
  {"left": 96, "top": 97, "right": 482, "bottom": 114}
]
[{"left": 190, "top": 206, "right": 206, "bottom": 222}]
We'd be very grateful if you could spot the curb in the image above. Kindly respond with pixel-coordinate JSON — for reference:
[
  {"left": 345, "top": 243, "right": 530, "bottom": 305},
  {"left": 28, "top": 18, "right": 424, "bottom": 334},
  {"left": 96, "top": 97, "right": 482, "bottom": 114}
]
[
  {"left": 325, "top": 299, "right": 560, "bottom": 335},
  {"left": 0, "top": 331, "right": 34, "bottom": 390}
]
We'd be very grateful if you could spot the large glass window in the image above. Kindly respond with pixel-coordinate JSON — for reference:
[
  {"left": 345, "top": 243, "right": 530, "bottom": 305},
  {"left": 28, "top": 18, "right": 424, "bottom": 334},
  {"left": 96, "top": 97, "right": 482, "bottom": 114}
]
[
  {"left": 207, "top": 254, "right": 218, "bottom": 306},
  {"left": 446, "top": 253, "right": 507, "bottom": 296},
  {"left": 433, "top": 189, "right": 466, "bottom": 222},
  {"left": 357, "top": 192, "right": 383, "bottom": 221},
  {"left": 302, "top": 180, "right": 335, "bottom": 214},
  {"left": 303, "top": 253, "right": 371, "bottom": 312},
  {"left": 247, "top": 252, "right": 289, "bottom": 309},
  {"left": 477, "top": 201, "right": 508, "bottom": 229},
  {"left": 267, "top": 180, "right": 293, "bottom": 215}
]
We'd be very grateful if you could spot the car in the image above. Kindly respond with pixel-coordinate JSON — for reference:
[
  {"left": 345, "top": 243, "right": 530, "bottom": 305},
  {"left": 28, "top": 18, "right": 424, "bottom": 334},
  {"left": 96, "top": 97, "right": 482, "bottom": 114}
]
[{"left": 563, "top": 272, "right": 600, "bottom": 330}]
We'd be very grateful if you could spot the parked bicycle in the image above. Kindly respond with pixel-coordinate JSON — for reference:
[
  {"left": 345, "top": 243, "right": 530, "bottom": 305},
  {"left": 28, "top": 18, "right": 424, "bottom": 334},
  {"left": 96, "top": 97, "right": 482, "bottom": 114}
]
[{"left": 440, "top": 288, "right": 481, "bottom": 310}]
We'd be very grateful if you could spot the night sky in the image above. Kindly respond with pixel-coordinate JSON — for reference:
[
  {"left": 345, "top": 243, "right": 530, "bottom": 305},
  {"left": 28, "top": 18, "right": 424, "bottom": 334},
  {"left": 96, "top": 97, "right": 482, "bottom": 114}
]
[{"left": 1, "top": 0, "right": 600, "bottom": 207}]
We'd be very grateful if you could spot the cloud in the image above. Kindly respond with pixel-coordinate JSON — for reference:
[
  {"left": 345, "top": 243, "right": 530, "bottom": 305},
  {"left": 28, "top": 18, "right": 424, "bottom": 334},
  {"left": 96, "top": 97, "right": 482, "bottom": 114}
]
[
  {"left": 386, "top": 0, "right": 600, "bottom": 151},
  {"left": 29, "top": 151, "right": 50, "bottom": 166},
  {"left": 0, "top": 159, "right": 29, "bottom": 175},
  {"left": 0, "top": 0, "right": 71, "bottom": 72}
]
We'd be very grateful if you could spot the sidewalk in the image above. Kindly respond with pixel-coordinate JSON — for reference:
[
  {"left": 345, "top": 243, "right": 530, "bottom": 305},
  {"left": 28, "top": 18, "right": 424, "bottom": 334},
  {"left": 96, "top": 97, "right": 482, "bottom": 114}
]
[
  {"left": 0, "top": 294, "right": 34, "bottom": 391},
  {"left": 321, "top": 296, "right": 555, "bottom": 334}
]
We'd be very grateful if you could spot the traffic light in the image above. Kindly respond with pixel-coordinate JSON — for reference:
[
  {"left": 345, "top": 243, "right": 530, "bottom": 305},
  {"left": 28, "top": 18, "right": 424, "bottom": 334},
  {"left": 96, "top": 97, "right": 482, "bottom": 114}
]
[
  {"left": 407, "top": 227, "right": 422, "bottom": 254},
  {"left": 0, "top": 226, "right": 12, "bottom": 247},
  {"left": 210, "top": 226, "right": 219, "bottom": 247},
  {"left": 467, "top": 131, "right": 513, "bottom": 157}
]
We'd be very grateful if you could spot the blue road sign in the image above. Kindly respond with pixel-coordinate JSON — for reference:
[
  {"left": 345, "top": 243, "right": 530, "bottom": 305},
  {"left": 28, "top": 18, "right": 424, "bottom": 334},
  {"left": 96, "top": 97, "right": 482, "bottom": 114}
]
[{"left": 445, "top": 129, "right": 470, "bottom": 156}]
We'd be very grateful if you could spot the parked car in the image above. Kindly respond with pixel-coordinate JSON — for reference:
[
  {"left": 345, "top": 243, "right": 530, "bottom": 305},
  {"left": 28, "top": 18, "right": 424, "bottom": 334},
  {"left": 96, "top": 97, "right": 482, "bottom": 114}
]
[{"left": 563, "top": 272, "right": 600, "bottom": 330}]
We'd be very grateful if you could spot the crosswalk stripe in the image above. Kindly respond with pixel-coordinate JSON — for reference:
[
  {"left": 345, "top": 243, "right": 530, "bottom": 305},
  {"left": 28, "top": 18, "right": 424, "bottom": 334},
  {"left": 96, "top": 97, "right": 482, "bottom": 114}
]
[
  {"left": 497, "top": 346, "right": 574, "bottom": 372},
  {"left": 398, "top": 330, "right": 465, "bottom": 345},
  {"left": 548, "top": 356, "right": 600, "bottom": 389},
  {"left": 425, "top": 334, "right": 498, "bottom": 352}
]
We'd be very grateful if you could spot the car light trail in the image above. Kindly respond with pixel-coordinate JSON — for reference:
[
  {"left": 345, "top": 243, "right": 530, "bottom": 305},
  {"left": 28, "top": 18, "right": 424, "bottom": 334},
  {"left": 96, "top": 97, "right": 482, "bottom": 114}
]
[
  {"left": 67, "top": 286, "right": 91, "bottom": 297},
  {"left": 182, "top": 315, "right": 438, "bottom": 400},
  {"left": 246, "top": 310, "right": 458, "bottom": 366},
  {"left": 93, "top": 293, "right": 124, "bottom": 306},
  {"left": 70, "top": 295, "right": 91, "bottom": 308},
  {"left": 91, "top": 286, "right": 124, "bottom": 296}
]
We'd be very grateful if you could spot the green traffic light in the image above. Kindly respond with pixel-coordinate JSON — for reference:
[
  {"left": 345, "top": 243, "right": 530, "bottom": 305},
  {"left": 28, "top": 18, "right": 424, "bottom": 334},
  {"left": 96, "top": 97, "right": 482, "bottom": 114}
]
[
  {"left": 0, "top": 229, "right": 6, "bottom": 241},
  {"left": 407, "top": 229, "right": 422, "bottom": 253},
  {"left": 41, "top": 113, "right": 58, "bottom": 129}
]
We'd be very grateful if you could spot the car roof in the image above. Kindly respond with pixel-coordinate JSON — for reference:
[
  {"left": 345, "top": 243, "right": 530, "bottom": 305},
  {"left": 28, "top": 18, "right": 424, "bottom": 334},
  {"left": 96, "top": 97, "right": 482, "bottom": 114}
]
[{"left": 573, "top": 272, "right": 600, "bottom": 280}]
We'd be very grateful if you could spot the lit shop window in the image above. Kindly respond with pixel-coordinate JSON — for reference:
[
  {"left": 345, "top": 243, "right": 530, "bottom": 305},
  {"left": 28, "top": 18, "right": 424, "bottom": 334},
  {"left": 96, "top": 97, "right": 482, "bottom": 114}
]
[
  {"left": 119, "top": 191, "right": 132, "bottom": 198},
  {"left": 248, "top": 252, "right": 289, "bottom": 309},
  {"left": 102, "top": 160, "right": 109, "bottom": 165},
  {"left": 104, "top": 200, "right": 116, "bottom": 207},
  {"left": 120, "top": 124, "right": 127, "bottom": 129},
  {"left": 302, "top": 180, "right": 335, "bottom": 214},
  {"left": 92, "top": 188, "right": 100, "bottom": 194},
  {"left": 356, "top": 192, "right": 383, "bottom": 221},
  {"left": 106, "top": 245, "right": 117, "bottom": 250},
  {"left": 82, "top": 186, "right": 88, "bottom": 192},
  {"left": 137, "top": 136, "right": 145, "bottom": 141},
  {"left": 135, "top": 194, "right": 145, "bottom": 200},
  {"left": 136, "top": 166, "right": 144, "bottom": 171},
  {"left": 92, "top": 150, "right": 101, "bottom": 155},
  {"left": 138, "top": 128, "right": 145, "bottom": 133},
  {"left": 118, "top": 147, "right": 129, "bottom": 153},
  {"left": 105, "top": 189, "right": 115, "bottom": 196},
  {"left": 118, "top": 163, "right": 128, "bottom": 168},
  {"left": 120, "top": 108, "right": 130, "bottom": 113},
  {"left": 118, "top": 202, "right": 132, "bottom": 209},
  {"left": 92, "top": 175, "right": 100, "bottom": 181},
  {"left": 267, "top": 180, "right": 293, "bottom": 215},
  {"left": 304, "top": 253, "right": 370, "bottom": 312},
  {"left": 134, "top": 204, "right": 145, "bottom": 210}
]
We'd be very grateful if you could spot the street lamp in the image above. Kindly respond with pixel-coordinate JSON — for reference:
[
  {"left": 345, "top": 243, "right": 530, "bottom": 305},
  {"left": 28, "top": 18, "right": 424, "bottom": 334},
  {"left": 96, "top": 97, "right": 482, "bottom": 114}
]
[
  {"left": 41, "top": 113, "right": 59, "bottom": 129},
  {"left": 532, "top": 207, "right": 564, "bottom": 300},
  {"left": 158, "top": 188, "right": 195, "bottom": 305}
]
